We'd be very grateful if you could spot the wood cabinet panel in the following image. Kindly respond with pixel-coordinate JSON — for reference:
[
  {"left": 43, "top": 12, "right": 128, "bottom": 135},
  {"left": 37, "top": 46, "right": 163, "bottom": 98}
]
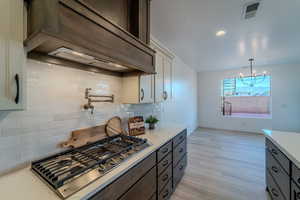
[
  {"left": 292, "top": 181, "right": 300, "bottom": 200},
  {"left": 158, "top": 164, "right": 172, "bottom": 193},
  {"left": 173, "top": 130, "right": 187, "bottom": 148},
  {"left": 163, "top": 56, "right": 172, "bottom": 101},
  {"left": 157, "top": 141, "right": 172, "bottom": 162},
  {"left": 154, "top": 51, "right": 165, "bottom": 102},
  {"left": 140, "top": 74, "right": 154, "bottom": 103},
  {"left": 158, "top": 180, "right": 173, "bottom": 200},
  {"left": 89, "top": 152, "right": 156, "bottom": 200},
  {"left": 292, "top": 163, "right": 300, "bottom": 188},
  {"left": 266, "top": 170, "right": 286, "bottom": 200},
  {"left": 119, "top": 166, "right": 156, "bottom": 200},
  {"left": 158, "top": 152, "right": 172, "bottom": 176},
  {"left": 173, "top": 154, "right": 187, "bottom": 188},
  {"left": 266, "top": 150, "right": 290, "bottom": 200},
  {"left": 266, "top": 139, "right": 290, "bottom": 174},
  {"left": 173, "top": 139, "right": 187, "bottom": 166},
  {"left": 0, "top": 0, "right": 26, "bottom": 110}
]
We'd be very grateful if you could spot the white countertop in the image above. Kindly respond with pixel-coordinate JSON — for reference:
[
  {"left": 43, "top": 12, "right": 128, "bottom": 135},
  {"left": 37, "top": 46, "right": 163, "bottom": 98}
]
[
  {"left": 0, "top": 125, "right": 186, "bottom": 200},
  {"left": 263, "top": 129, "right": 300, "bottom": 168}
]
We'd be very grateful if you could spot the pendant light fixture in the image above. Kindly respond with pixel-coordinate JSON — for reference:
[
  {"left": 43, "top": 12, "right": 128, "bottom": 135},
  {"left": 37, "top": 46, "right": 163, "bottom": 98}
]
[{"left": 238, "top": 58, "right": 267, "bottom": 87}]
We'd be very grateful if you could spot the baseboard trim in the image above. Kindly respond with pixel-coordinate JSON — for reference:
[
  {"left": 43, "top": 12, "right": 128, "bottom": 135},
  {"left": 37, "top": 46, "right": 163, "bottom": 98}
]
[{"left": 198, "top": 126, "right": 263, "bottom": 135}]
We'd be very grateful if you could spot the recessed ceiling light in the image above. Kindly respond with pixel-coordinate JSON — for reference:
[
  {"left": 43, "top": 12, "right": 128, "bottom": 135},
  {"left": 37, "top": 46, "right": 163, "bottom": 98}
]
[{"left": 216, "top": 30, "right": 226, "bottom": 37}]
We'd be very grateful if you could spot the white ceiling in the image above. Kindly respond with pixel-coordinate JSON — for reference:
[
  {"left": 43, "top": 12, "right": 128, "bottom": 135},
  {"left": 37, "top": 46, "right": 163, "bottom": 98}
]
[{"left": 150, "top": 0, "right": 300, "bottom": 71}]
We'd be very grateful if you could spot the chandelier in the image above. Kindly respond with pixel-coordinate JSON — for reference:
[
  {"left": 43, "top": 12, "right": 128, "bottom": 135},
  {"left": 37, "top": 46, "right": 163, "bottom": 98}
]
[{"left": 238, "top": 58, "right": 267, "bottom": 87}]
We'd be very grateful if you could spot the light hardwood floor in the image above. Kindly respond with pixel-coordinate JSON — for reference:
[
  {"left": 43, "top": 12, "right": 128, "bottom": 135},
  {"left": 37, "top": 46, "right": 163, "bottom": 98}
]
[{"left": 171, "top": 128, "right": 271, "bottom": 200}]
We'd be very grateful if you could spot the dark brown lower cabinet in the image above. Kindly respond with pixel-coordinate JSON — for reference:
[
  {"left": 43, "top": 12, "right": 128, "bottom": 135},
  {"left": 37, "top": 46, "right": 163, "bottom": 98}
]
[{"left": 89, "top": 129, "right": 187, "bottom": 200}]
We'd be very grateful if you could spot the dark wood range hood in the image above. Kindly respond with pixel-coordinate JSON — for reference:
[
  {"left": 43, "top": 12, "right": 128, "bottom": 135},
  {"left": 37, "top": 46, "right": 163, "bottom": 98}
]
[{"left": 25, "top": 0, "right": 155, "bottom": 76}]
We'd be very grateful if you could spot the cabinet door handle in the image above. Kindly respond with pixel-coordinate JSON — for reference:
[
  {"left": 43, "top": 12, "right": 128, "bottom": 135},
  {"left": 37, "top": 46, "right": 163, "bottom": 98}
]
[
  {"left": 162, "top": 174, "right": 169, "bottom": 182},
  {"left": 162, "top": 147, "right": 168, "bottom": 154},
  {"left": 179, "top": 165, "right": 184, "bottom": 170},
  {"left": 179, "top": 148, "right": 184, "bottom": 153},
  {"left": 271, "top": 188, "right": 279, "bottom": 197},
  {"left": 271, "top": 149, "right": 278, "bottom": 155},
  {"left": 162, "top": 190, "right": 169, "bottom": 198},
  {"left": 140, "top": 88, "right": 144, "bottom": 101},
  {"left": 296, "top": 191, "right": 300, "bottom": 199},
  {"left": 271, "top": 166, "right": 279, "bottom": 173},
  {"left": 162, "top": 160, "right": 169, "bottom": 167},
  {"left": 15, "top": 74, "right": 20, "bottom": 104}
]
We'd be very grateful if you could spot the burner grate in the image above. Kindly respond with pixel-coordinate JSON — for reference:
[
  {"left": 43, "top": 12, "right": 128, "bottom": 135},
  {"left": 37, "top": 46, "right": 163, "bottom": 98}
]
[{"left": 31, "top": 134, "right": 148, "bottom": 190}]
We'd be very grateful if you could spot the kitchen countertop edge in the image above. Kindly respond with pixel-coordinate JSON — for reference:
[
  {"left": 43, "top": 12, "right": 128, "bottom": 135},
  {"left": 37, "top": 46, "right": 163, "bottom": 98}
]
[{"left": 263, "top": 129, "right": 300, "bottom": 169}]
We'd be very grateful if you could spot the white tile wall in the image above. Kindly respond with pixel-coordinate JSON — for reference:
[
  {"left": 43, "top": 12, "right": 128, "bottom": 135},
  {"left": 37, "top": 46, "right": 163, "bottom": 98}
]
[{"left": 0, "top": 60, "right": 161, "bottom": 173}]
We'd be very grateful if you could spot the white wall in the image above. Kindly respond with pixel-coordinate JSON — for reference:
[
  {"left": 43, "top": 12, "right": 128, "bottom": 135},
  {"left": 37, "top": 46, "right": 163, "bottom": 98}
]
[
  {"left": 198, "top": 63, "right": 300, "bottom": 133},
  {"left": 0, "top": 45, "right": 198, "bottom": 173}
]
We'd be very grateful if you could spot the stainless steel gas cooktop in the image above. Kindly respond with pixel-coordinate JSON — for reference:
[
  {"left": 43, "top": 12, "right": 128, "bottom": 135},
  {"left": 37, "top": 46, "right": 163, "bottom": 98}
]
[{"left": 31, "top": 135, "right": 149, "bottom": 199}]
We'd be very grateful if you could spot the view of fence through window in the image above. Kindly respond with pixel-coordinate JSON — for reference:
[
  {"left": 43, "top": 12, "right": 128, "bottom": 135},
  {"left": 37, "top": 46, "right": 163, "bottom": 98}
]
[{"left": 222, "top": 75, "right": 271, "bottom": 118}]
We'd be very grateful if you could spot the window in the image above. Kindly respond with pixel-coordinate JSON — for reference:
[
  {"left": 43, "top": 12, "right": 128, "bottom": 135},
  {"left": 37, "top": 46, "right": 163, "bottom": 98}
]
[{"left": 222, "top": 75, "right": 271, "bottom": 118}]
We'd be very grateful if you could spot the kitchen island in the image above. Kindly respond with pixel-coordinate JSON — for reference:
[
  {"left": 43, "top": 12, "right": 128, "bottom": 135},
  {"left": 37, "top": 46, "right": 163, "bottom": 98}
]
[
  {"left": 263, "top": 129, "right": 300, "bottom": 200},
  {"left": 0, "top": 125, "right": 187, "bottom": 200}
]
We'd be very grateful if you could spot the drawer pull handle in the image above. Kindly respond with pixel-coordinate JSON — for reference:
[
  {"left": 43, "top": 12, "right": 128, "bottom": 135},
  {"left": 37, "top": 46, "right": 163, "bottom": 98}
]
[
  {"left": 179, "top": 135, "right": 184, "bottom": 140},
  {"left": 179, "top": 148, "right": 184, "bottom": 153},
  {"left": 297, "top": 178, "right": 300, "bottom": 185},
  {"left": 271, "top": 166, "right": 279, "bottom": 173},
  {"left": 162, "top": 174, "right": 169, "bottom": 181},
  {"left": 162, "top": 160, "right": 169, "bottom": 167},
  {"left": 271, "top": 149, "right": 278, "bottom": 155},
  {"left": 296, "top": 192, "right": 300, "bottom": 199},
  {"left": 271, "top": 188, "right": 279, "bottom": 197},
  {"left": 162, "top": 190, "right": 169, "bottom": 198},
  {"left": 179, "top": 165, "right": 184, "bottom": 170},
  {"left": 162, "top": 148, "right": 169, "bottom": 154}
]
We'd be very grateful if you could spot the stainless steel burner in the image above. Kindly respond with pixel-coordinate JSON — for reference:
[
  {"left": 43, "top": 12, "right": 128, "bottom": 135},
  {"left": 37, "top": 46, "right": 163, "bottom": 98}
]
[{"left": 31, "top": 134, "right": 149, "bottom": 199}]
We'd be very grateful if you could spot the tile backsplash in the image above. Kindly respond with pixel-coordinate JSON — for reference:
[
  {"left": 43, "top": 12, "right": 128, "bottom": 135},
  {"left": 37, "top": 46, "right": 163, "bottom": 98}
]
[{"left": 0, "top": 60, "right": 161, "bottom": 173}]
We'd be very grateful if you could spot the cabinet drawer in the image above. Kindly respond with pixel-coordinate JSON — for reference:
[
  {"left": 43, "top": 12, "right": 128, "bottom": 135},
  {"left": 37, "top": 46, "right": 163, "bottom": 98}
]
[
  {"left": 266, "top": 139, "right": 290, "bottom": 174},
  {"left": 267, "top": 170, "right": 286, "bottom": 200},
  {"left": 173, "top": 130, "right": 187, "bottom": 148},
  {"left": 292, "top": 181, "right": 300, "bottom": 200},
  {"left": 157, "top": 141, "right": 172, "bottom": 162},
  {"left": 266, "top": 150, "right": 289, "bottom": 200},
  {"left": 158, "top": 164, "right": 172, "bottom": 193},
  {"left": 158, "top": 180, "right": 172, "bottom": 200},
  {"left": 89, "top": 152, "right": 156, "bottom": 200},
  {"left": 158, "top": 152, "right": 172, "bottom": 175},
  {"left": 173, "top": 139, "right": 187, "bottom": 166},
  {"left": 173, "top": 154, "right": 187, "bottom": 188},
  {"left": 292, "top": 163, "right": 300, "bottom": 188},
  {"left": 119, "top": 166, "right": 157, "bottom": 200}
]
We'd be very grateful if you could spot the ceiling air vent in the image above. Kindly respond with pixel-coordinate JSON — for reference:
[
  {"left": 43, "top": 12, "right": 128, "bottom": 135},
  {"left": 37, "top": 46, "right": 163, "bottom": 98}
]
[{"left": 243, "top": 1, "right": 261, "bottom": 19}]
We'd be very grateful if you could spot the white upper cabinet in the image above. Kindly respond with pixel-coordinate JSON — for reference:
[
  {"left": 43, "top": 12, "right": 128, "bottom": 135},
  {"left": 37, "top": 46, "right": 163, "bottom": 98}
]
[
  {"left": 0, "top": 0, "right": 26, "bottom": 110},
  {"left": 121, "top": 74, "right": 154, "bottom": 104},
  {"left": 150, "top": 38, "right": 174, "bottom": 103}
]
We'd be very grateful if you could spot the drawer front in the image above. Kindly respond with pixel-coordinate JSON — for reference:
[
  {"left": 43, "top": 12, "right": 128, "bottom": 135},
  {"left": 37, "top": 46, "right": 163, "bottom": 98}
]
[
  {"left": 173, "top": 154, "right": 187, "bottom": 188},
  {"left": 158, "top": 180, "right": 173, "bottom": 200},
  {"left": 89, "top": 152, "right": 156, "bottom": 200},
  {"left": 292, "top": 163, "right": 300, "bottom": 188},
  {"left": 157, "top": 141, "right": 172, "bottom": 162},
  {"left": 173, "top": 129, "right": 187, "bottom": 148},
  {"left": 119, "top": 166, "right": 157, "bottom": 200},
  {"left": 266, "top": 139, "right": 290, "bottom": 174},
  {"left": 158, "top": 152, "right": 172, "bottom": 175},
  {"left": 158, "top": 164, "right": 172, "bottom": 193},
  {"left": 266, "top": 170, "right": 286, "bottom": 200},
  {"left": 292, "top": 181, "right": 300, "bottom": 200},
  {"left": 266, "top": 150, "right": 290, "bottom": 200},
  {"left": 173, "top": 139, "right": 187, "bottom": 166}
]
